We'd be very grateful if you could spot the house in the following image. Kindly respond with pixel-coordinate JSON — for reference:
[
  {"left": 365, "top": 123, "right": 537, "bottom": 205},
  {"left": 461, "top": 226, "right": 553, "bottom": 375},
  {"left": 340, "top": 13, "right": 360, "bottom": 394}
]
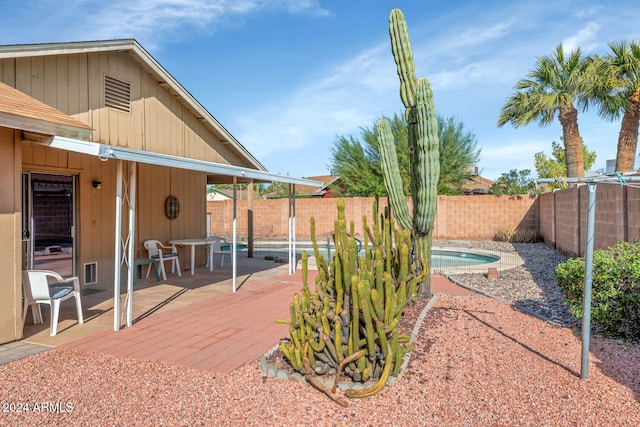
[
  {"left": 0, "top": 39, "right": 319, "bottom": 343},
  {"left": 462, "top": 175, "right": 494, "bottom": 195}
]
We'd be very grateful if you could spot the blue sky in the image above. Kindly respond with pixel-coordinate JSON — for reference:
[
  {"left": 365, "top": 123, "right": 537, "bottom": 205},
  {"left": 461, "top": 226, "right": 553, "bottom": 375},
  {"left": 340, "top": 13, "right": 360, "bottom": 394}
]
[{"left": 2, "top": 0, "right": 640, "bottom": 180}]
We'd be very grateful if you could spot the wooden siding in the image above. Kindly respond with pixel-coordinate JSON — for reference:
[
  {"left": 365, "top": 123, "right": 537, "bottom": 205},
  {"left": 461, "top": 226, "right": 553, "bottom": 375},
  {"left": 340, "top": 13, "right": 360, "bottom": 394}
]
[
  {"left": 0, "top": 51, "right": 252, "bottom": 168},
  {"left": 21, "top": 142, "right": 207, "bottom": 286}
]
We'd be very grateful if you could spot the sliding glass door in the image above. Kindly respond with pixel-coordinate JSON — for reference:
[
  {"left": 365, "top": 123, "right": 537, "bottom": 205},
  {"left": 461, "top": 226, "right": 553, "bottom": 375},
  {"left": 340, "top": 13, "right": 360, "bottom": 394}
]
[{"left": 22, "top": 172, "right": 76, "bottom": 277}]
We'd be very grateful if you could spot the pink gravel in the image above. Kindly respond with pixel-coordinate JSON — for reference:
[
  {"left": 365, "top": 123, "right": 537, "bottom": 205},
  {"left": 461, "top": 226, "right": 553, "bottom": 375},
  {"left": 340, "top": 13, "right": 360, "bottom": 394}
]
[{"left": 1, "top": 294, "right": 638, "bottom": 426}]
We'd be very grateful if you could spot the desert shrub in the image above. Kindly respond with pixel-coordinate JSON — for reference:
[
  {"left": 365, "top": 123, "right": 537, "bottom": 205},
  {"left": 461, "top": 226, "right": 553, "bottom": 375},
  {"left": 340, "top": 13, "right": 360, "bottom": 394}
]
[
  {"left": 493, "top": 229, "right": 541, "bottom": 243},
  {"left": 555, "top": 240, "right": 640, "bottom": 340}
]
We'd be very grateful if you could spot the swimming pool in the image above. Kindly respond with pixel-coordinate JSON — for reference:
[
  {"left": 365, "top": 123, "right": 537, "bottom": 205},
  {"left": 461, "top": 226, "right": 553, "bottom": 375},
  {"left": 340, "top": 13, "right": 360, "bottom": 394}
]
[{"left": 251, "top": 243, "right": 500, "bottom": 269}]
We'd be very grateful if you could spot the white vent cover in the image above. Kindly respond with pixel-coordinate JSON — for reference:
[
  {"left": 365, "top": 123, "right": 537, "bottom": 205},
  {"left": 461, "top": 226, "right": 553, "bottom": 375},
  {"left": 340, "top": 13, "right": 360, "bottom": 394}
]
[
  {"left": 104, "top": 75, "right": 131, "bottom": 113},
  {"left": 84, "top": 262, "right": 98, "bottom": 285}
]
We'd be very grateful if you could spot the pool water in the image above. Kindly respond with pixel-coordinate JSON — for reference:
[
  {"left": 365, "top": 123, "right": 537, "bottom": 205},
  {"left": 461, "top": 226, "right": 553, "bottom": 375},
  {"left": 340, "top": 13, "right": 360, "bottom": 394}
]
[
  {"left": 252, "top": 244, "right": 499, "bottom": 268},
  {"left": 431, "top": 250, "right": 499, "bottom": 268}
]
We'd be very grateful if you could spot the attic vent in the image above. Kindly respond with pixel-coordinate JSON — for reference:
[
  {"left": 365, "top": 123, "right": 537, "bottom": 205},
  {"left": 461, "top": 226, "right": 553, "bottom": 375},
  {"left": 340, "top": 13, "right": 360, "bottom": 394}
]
[{"left": 104, "top": 75, "right": 131, "bottom": 113}]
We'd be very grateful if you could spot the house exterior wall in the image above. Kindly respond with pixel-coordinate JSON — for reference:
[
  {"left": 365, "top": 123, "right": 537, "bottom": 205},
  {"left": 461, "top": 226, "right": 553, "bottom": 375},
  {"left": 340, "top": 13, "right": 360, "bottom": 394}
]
[
  {"left": 20, "top": 142, "right": 207, "bottom": 289},
  {"left": 0, "top": 50, "right": 249, "bottom": 167},
  {"left": 0, "top": 128, "right": 23, "bottom": 342},
  {"left": 0, "top": 48, "right": 229, "bottom": 343},
  {"left": 207, "top": 195, "right": 539, "bottom": 241}
]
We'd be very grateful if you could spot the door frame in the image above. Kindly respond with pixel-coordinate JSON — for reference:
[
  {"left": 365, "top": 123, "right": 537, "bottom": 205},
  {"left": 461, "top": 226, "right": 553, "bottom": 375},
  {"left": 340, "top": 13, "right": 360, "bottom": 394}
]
[{"left": 22, "top": 171, "right": 78, "bottom": 277}]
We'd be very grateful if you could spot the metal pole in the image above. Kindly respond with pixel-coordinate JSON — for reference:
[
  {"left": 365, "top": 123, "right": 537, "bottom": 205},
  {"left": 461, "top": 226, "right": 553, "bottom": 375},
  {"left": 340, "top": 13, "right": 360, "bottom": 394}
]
[
  {"left": 581, "top": 182, "right": 597, "bottom": 379},
  {"left": 232, "top": 177, "right": 237, "bottom": 293},
  {"left": 126, "top": 162, "right": 137, "bottom": 327},
  {"left": 113, "top": 160, "right": 123, "bottom": 331}
]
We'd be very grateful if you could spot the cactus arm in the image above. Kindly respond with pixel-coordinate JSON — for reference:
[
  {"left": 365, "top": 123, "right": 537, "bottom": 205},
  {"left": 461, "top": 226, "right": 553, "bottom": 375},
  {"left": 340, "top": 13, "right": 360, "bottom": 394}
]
[
  {"left": 377, "top": 119, "right": 412, "bottom": 231},
  {"left": 345, "top": 343, "right": 394, "bottom": 398},
  {"left": 389, "top": 8, "right": 417, "bottom": 111},
  {"left": 412, "top": 77, "right": 440, "bottom": 234}
]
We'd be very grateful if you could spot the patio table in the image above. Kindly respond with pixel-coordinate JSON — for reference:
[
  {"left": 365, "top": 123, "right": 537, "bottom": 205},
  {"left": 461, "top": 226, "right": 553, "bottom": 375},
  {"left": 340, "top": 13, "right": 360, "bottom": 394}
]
[{"left": 169, "top": 238, "right": 212, "bottom": 275}]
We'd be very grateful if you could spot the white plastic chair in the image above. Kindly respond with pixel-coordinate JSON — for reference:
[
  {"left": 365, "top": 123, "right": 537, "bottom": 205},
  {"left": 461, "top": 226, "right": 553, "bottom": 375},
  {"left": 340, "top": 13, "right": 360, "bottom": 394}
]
[
  {"left": 22, "top": 270, "right": 84, "bottom": 336},
  {"left": 144, "top": 240, "right": 182, "bottom": 280},
  {"left": 22, "top": 273, "right": 43, "bottom": 327},
  {"left": 205, "top": 236, "right": 230, "bottom": 269}
]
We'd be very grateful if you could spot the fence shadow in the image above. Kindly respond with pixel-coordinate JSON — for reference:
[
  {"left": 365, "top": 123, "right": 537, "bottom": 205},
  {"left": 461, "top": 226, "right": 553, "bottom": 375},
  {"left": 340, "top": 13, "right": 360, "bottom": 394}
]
[{"left": 444, "top": 240, "right": 639, "bottom": 403}]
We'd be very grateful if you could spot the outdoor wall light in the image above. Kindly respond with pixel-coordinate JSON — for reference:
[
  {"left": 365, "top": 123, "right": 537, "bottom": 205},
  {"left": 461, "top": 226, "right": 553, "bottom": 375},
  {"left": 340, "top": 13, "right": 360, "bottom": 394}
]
[{"left": 92, "top": 180, "right": 102, "bottom": 189}]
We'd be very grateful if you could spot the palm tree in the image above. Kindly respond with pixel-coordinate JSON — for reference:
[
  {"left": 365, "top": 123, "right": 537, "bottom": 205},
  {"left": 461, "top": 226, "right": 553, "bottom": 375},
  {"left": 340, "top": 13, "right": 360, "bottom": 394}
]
[
  {"left": 592, "top": 41, "right": 640, "bottom": 172},
  {"left": 498, "top": 44, "right": 591, "bottom": 177}
]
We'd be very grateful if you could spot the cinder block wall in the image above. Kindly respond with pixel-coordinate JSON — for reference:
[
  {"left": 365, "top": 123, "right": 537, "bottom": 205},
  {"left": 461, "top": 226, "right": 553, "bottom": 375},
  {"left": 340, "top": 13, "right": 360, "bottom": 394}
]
[
  {"left": 539, "top": 184, "right": 640, "bottom": 257},
  {"left": 207, "top": 195, "right": 539, "bottom": 241}
]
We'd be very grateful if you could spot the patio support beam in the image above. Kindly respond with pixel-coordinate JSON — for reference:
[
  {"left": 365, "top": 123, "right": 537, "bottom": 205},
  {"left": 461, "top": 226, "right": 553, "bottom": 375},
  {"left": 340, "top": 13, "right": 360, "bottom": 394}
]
[
  {"left": 125, "top": 162, "right": 137, "bottom": 327},
  {"left": 247, "top": 180, "right": 254, "bottom": 259},
  {"left": 113, "top": 160, "right": 123, "bottom": 331},
  {"left": 288, "top": 184, "right": 296, "bottom": 274},
  {"left": 232, "top": 176, "right": 237, "bottom": 292}
]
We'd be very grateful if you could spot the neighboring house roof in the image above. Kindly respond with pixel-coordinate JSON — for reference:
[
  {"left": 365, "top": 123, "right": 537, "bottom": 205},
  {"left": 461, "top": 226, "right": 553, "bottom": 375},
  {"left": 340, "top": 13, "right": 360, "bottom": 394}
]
[
  {"left": 296, "top": 175, "right": 341, "bottom": 196},
  {"left": 0, "top": 39, "right": 265, "bottom": 172},
  {"left": 0, "top": 81, "right": 92, "bottom": 139},
  {"left": 462, "top": 175, "right": 494, "bottom": 194}
]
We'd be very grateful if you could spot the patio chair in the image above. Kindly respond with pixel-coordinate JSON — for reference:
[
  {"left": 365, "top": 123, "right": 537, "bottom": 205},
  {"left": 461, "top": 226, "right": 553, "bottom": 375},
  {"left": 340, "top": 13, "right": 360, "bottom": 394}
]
[
  {"left": 144, "top": 240, "right": 182, "bottom": 280},
  {"left": 205, "top": 235, "right": 230, "bottom": 268},
  {"left": 21, "top": 272, "right": 43, "bottom": 327},
  {"left": 22, "top": 270, "right": 84, "bottom": 336}
]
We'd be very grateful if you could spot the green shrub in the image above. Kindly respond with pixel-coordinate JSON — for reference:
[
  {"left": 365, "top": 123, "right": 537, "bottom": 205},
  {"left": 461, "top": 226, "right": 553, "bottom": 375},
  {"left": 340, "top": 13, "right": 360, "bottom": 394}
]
[
  {"left": 555, "top": 240, "right": 640, "bottom": 340},
  {"left": 493, "top": 229, "right": 541, "bottom": 243}
]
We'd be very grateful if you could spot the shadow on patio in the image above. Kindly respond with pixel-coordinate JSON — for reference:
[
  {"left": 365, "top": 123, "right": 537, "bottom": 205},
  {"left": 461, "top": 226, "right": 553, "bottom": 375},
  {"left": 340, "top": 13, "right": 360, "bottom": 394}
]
[{"left": 21, "top": 251, "right": 305, "bottom": 356}]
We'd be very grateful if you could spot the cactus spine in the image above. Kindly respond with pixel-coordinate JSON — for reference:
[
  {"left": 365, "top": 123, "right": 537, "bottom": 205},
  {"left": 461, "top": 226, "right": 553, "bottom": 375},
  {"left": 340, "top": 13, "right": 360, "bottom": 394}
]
[{"left": 378, "top": 8, "right": 440, "bottom": 297}]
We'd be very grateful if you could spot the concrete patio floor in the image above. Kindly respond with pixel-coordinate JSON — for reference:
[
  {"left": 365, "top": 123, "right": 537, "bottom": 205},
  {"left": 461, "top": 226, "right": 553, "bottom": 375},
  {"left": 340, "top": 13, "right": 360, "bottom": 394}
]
[{"left": 8, "top": 252, "right": 473, "bottom": 372}]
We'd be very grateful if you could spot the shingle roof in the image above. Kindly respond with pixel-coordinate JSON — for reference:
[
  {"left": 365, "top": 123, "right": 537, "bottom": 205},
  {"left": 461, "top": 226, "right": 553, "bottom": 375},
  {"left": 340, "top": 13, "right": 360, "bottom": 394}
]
[{"left": 0, "top": 81, "right": 92, "bottom": 138}]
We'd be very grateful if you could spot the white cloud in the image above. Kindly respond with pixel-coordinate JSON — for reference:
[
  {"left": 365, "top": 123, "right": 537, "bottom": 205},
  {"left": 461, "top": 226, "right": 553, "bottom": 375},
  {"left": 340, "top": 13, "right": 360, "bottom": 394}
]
[
  {"left": 562, "top": 22, "right": 601, "bottom": 52},
  {"left": 27, "top": 0, "right": 330, "bottom": 48}
]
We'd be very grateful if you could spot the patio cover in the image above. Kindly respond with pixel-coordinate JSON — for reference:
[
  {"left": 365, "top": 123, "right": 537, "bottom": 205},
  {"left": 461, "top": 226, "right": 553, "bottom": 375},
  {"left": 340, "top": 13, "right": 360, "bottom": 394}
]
[{"left": 39, "top": 136, "right": 322, "bottom": 330}]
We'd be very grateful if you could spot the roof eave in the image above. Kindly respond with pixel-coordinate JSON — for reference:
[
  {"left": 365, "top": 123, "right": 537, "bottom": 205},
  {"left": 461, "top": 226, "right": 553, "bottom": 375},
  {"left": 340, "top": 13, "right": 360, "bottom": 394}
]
[
  {"left": 0, "top": 39, "right": 266, "bottom": 172},
  {"left": 0, "top": 112, "right": 92, "bottom": 140}
]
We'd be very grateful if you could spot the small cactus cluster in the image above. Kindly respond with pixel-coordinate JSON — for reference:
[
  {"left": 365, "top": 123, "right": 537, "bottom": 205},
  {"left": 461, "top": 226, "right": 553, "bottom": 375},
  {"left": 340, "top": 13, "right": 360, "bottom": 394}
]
[
  {"left": 378, "top": 8, "right": 440, "bottom": 297},
  {"left": 276, "top": 199, "right": 425, "bottom": 404}
]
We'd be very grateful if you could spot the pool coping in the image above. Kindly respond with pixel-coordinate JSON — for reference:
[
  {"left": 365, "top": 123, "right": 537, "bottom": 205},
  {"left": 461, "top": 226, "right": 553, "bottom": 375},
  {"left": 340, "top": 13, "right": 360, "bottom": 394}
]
[{"left": 430, "top": 246, "right": 523, "bottom": 274}]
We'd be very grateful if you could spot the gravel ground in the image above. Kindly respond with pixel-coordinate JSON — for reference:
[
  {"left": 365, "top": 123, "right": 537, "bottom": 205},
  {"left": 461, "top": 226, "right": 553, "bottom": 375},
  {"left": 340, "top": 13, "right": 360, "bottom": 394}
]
[
  {"left": 437, "top": 240, "right": 577, "bottom": 327},
  {"left": 1, "top": 243, "right": 639, "bottom": 426}
]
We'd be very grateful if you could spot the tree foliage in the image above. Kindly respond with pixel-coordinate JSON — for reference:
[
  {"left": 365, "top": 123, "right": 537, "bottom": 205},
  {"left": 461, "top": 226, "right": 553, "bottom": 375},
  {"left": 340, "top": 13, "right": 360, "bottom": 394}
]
[
  {"left": 498, "top": 44, "right": 592, "bottom": 177},
  {"left": 328, "top": 114, "right": 480, "bottom": 196},
  {"left": 588, "top": 41, "right": 640, "bottom": 172},
  {"left": 534, "top": 139, "right": 597, "bottom": 179},
  {"left": 489, "top": 169, "right": 537, "bottom": 196}
]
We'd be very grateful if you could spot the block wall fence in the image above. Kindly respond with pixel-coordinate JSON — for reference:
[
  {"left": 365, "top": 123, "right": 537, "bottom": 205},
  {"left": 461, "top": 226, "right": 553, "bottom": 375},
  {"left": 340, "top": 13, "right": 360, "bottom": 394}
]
[
  {"left": 539, "top": 183, "right": 640, "bottom": 257},
  {"left": 208, "top": 184, "right": 640, "bottom": 257},
  {"left": 207, "top": 195, "right": 540, "bottom": 242}
]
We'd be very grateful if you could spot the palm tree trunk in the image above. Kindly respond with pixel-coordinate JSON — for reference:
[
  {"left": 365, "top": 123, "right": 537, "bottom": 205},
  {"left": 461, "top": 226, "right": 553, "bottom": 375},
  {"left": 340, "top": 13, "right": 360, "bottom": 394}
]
[
  {"left": 615, "top": 92, "right": 640, "bottom": 172},
  {"left": 558, "top": 104, "right": 585, "bottom": 177}
]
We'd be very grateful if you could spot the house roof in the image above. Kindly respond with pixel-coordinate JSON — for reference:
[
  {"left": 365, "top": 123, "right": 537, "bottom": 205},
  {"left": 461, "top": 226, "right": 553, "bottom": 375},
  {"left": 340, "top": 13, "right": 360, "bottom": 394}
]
[
  {"left": 462, "top": 175, "right": 494, "bottom": 194},
  {"left": 0, "top": 81, "right": 92, "bottom": 139},
  {"left": 0, "top": 39, "right": 265, "bottom": 172},
  {"left": 295, "top": 175, "right": 340, "bottom": 195}
]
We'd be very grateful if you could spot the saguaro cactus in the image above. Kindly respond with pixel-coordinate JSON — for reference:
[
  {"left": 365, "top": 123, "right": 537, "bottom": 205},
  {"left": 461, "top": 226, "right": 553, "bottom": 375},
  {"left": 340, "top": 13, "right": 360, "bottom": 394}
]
[{"left": 378, "top": 8, "right": 440, "bottom": 297}]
